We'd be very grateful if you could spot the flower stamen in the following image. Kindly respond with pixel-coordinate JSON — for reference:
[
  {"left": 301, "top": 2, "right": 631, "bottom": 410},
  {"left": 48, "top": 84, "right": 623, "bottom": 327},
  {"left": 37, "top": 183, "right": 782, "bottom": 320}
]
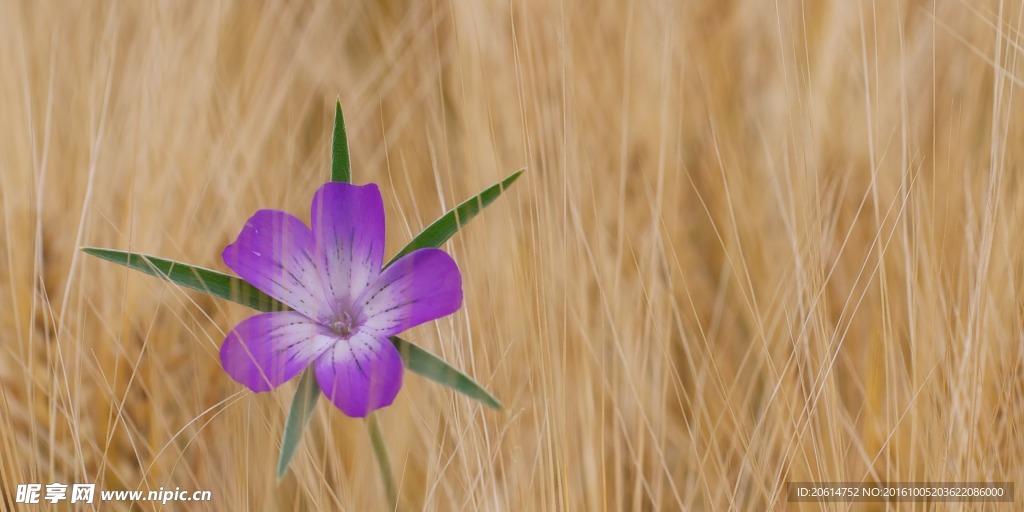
[{"left": 329, "top": 311, "right": 357, "bottom": 338}]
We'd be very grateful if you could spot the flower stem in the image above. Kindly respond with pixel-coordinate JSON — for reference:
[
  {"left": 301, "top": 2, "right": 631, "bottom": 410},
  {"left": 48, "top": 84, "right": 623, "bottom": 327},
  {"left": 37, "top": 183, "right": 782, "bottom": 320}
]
[{"left": 367, "top": 413, "right": 399, "bottom": 511}]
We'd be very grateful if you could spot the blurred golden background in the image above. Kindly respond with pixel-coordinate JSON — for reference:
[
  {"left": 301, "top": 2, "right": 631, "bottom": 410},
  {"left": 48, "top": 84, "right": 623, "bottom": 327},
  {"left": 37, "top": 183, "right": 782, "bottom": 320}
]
[{"left": 1, "top": 0, "right": 1023, "bottom": 510}]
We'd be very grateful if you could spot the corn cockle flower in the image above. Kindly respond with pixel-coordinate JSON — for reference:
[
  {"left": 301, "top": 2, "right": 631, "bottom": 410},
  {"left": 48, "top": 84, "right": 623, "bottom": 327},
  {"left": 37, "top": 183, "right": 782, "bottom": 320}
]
[{"left": 220, "top": 182, "right": 462, "bottom": 417}]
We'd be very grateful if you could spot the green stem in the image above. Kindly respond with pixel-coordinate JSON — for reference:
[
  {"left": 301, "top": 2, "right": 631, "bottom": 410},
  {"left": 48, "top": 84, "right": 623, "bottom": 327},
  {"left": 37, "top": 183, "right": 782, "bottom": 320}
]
[{"left": 367, "top": 413, "right": 399, "bottom": 511}]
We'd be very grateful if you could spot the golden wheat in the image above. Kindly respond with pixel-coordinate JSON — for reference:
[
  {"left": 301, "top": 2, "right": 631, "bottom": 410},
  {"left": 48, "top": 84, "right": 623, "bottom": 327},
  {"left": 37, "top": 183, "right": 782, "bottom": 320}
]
[{"left": 1, "top": 0, "right": 1022, "bottom": 510}]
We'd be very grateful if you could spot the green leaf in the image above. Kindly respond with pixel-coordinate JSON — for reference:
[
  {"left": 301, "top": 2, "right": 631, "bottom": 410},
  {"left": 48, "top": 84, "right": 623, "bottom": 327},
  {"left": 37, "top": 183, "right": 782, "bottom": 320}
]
[
  {"left": 386, "top": 169, "right": 524, "bottom": 266},
  {"left": 391, "top": 336, "right": 502, "bottom": 410},
  {"left": 81, "top": 247, "right": 286, "bottom": 312},
  {"left": 82, "top": 247, "right": 504, "bottom": 409},
  {"left": 82, "top": 167, "right": 522, "bottom": 412},
  {"left": 277, "top": 369, "right": 321, "bottom": 479},
  {"left": 331, "top": 100, "right": 352, "bottom": 183}
]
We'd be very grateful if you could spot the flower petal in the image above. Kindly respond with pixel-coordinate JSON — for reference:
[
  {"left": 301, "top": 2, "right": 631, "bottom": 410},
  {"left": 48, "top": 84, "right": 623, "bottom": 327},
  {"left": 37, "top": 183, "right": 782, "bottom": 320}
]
[
  {"left": 311, "top": 183, "right": 386, "bottom": 316},
  {"left": 221, "top": 311, "right": 337, "bottom": 392},
  {"left": 313, "top": 331, "right": 404, "bottom": 417},
  {"left": 222, "top": 209, "right": 331, "bottom": 319},
  {"left": 358, "top": 248, "right": 462, "bottom": 336}
]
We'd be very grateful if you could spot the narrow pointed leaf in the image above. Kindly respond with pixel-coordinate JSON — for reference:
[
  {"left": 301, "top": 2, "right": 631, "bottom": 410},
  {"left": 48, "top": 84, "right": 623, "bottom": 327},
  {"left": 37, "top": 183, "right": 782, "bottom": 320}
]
[
  {"left": 82, "top": 247, "right": 504, "bottom": 409},
  {"left": 81, "top": 247, "right": 285, "bottom": 312},
  {"left": 331, "top": 100, "right": 351, "bottom": 183},
  {"left": 386, "top": 169, "right": 524, "bottom": 266},
  {"left": 277, "top": 369, "right": 321, "bottom": 479},
  {"left": 391, "top": 336, "right": 502, "bottom": 409}
]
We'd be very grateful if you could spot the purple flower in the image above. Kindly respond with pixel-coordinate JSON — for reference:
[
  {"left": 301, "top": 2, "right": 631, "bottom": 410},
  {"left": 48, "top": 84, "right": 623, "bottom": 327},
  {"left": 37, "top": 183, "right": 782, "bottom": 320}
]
[{"left": 219, "top": 182, "right": 462, "bottom": 417}]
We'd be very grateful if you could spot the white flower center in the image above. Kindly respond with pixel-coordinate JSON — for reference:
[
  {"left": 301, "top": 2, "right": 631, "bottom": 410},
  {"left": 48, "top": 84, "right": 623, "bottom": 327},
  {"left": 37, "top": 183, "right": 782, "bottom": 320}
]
[{"left": 329, "top": 311, "right": 357, "bottom": 338}]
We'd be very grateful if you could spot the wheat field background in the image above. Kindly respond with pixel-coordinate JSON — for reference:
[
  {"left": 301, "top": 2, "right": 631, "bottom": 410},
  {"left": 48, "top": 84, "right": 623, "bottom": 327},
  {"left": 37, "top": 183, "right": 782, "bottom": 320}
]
[{"left": 1, "top": 0, "right": 1022, "bottom": 510}]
